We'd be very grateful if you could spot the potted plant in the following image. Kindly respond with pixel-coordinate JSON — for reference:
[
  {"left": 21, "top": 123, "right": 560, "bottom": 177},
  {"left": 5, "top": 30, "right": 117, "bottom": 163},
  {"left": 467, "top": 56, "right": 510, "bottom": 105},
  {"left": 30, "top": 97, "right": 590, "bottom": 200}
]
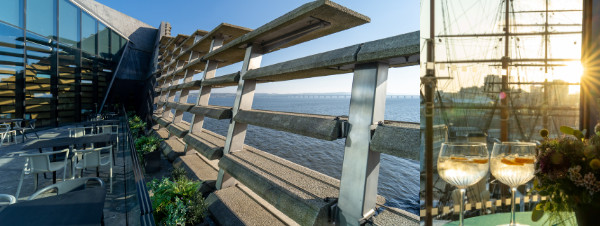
[
  {"left": 532, "top": 126, "right": 600, "bottom": 226},
  {"left": 136, "top": 135, "right": 162, "bottom": 173}
]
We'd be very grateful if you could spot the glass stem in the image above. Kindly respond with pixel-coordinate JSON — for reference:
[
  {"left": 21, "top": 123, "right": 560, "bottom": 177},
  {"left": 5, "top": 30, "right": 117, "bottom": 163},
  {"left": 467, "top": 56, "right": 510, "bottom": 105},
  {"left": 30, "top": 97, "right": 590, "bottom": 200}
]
[
  {"left": 459, "top": 188, "right": 466, "bottom": 226},
  {"left": 510, "top": 187, "right": 516, "bottom": 225}
]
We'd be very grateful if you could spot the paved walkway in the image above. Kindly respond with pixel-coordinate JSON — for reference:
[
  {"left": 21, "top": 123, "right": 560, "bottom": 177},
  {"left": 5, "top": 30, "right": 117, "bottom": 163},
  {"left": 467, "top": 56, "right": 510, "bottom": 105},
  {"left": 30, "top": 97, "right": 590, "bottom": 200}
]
[{"left": 0, "top": 123, "right": 131, "bottom": 225}]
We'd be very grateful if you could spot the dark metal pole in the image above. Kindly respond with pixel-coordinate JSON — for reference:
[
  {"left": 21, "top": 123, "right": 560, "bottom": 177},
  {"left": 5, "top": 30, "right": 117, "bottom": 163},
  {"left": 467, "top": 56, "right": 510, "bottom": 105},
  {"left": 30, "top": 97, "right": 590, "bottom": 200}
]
[
  {"left": 501, "top": 0, "right": 510, "bottom": 141},
  {"left": 580, "top": 0, "right": 599, "bottom": 136},
  {"left": 425, "top": 0, "right": 435, "bottom": 225}
]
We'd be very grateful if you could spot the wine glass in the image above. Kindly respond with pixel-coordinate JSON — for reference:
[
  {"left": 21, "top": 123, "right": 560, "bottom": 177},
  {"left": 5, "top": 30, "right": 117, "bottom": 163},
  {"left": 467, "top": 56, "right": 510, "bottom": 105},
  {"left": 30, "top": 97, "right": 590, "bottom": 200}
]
[
  {"left": 437, "top": 142, "right": 489, "bottom": 226},
  {"left": 490, "top": 142, "right": 536, "bottom": 226}
]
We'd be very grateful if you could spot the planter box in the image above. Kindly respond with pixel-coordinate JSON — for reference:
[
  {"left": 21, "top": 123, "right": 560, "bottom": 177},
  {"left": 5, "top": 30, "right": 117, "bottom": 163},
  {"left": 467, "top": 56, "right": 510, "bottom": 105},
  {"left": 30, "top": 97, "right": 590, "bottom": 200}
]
[{"left": 144, "top": 150, "right": 161, "bottom": 173}]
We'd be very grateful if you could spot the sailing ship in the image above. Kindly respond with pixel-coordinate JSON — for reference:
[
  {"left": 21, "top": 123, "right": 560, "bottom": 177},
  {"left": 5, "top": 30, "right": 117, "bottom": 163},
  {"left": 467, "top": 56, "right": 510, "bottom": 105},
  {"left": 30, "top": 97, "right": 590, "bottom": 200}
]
[{"left": 421, "top": 0, "right": 583, "bottom": 220}]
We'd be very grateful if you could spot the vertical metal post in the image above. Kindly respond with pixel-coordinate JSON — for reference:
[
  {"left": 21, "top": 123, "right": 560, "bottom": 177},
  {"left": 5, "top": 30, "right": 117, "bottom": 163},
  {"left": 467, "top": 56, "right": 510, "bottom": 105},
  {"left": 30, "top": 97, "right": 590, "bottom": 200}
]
[
  {"left": 338, "top": 62, "right": 388, "bottom": 225},
  {"left": 424, "top": 0, "right": 435, "bottom": 225},
  {"left": 190, "top": 38, "right": 223, "bottom": 134},
  {"left": 501, "top": 0, "right": 510, "bottom": 141},
  {"left": 581, "top": 0, "right": 600, "bottom": 136},
  {"left": 216, "top": 44, "right": 262, "bottom": 190}
]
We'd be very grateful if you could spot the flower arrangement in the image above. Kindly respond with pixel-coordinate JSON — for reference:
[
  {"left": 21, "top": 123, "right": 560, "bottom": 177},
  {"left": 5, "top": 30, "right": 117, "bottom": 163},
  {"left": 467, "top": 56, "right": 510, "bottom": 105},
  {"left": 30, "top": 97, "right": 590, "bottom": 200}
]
[{"left": 532, "top": 126, "right": 600, "bottom": 225}]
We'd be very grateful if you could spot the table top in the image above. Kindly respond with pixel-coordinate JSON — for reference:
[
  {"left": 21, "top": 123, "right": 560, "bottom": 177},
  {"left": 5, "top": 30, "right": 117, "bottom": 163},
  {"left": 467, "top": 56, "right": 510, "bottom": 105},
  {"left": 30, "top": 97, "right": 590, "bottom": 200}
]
[
  {"left": 0, "top": 187, "right": 106, "bottom": 226},
  {"left": 22, "top": 134, "right": 117, "bottom": 150},
  {"left": 443, "top": 211, "right": 576, "bottom": 226}
]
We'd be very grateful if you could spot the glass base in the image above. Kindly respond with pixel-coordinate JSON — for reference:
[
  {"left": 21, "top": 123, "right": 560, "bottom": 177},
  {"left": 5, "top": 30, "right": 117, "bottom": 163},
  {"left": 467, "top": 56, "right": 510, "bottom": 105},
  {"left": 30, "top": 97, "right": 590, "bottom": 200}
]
[{"left": 497, "top": 224, "right": 528, "bottom": 226}]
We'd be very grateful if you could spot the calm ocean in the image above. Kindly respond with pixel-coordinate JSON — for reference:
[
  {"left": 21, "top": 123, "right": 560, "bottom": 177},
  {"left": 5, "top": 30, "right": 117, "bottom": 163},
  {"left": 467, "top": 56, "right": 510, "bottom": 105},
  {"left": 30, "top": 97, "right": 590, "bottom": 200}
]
[{"left": 180, "top": 93, "right": 419, "bottom": 214}]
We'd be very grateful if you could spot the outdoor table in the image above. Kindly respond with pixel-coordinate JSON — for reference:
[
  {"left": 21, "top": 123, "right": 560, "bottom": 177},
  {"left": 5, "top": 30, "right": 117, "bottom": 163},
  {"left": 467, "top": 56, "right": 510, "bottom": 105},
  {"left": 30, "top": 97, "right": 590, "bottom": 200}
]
[
  {"left": 0, "top": 187, "right": 106, "bottom": 226},
  {"left": 443, "top": 211, "right": 576, "bottom": 226},
  {"left": 76, "top": 120, "right": 120, "bottom": 128},
  {"left": 22, "top": 134, "right": 118, "bottom": 182}
]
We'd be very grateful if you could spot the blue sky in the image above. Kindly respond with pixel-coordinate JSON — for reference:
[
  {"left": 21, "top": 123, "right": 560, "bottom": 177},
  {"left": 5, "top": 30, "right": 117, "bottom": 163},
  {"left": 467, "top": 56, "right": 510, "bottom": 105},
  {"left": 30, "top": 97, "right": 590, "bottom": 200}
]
[{"left": 96, "top": 0, "right": 420, "bottom": 94}]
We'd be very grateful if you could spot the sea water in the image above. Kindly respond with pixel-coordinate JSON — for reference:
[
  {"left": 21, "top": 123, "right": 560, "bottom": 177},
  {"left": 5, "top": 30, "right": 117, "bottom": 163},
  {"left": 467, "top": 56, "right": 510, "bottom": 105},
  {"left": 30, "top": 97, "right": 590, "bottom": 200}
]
[{"left": 181, "top": 94, "right": 420, "bottom": 214}]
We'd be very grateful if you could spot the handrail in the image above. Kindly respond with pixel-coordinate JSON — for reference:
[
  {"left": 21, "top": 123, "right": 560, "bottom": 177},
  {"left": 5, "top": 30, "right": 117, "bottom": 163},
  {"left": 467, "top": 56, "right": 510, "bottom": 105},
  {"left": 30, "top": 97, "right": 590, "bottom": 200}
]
[{"left": 122, "top": 105, "right": 156, "bottom": 226}]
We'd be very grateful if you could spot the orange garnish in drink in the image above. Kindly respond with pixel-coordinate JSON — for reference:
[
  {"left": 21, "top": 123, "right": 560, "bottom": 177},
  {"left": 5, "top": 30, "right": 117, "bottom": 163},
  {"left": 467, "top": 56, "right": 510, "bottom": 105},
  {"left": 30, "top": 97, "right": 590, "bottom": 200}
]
[
  {"left": 472, "top": 159, "right": 489, "bottom": 164},
  {"left": 451, "top": 157, "right": 468, "bottom": 161},
  {"left": 501, "top": 158, "right": 524, "bottom": 166},
  {"left": 514, "top": 157, "right": 534, "bottom": 164}
]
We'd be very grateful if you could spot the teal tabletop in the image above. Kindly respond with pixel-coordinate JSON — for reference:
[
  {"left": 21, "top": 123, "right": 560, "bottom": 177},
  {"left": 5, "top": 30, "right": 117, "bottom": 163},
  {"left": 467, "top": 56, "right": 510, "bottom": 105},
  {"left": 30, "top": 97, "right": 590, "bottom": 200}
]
[{"left": 443, "top": 212, "right": 576, "bottom": 226}]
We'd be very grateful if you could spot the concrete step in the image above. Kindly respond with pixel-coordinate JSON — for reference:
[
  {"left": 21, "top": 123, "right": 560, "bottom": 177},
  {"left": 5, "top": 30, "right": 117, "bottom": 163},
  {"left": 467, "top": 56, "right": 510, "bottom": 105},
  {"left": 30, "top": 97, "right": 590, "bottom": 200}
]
[
  {"left": 202, "top": 72, "right": 240, "bottom": 88},
  {"left": 173, "top": 151, "right": 218, "bottom": 195},
  {"left": 160, "top": 137, "right": 186, "bottom": 162},
  {"left": 219, "top": 147, "right": 339, "bottom": 225},
  {"left": 189, "top": 105, "right": 232, "bottom": 119},
  {"left": 166, "top": 102, "right": 178, "bottom": 109},
  {"left": 243, "top": 32, "right": 419, "bottom": 83},
  {"left": 156, "top": 117, "right": 171, "bottom": 128},
  {"left": 174, "top": 103, "right": 193, "bottom": 112},
  {"left": 153, "top": 127, "right": 169, "bottom": 139},
  {"left": 180, "top": 80, "right": 202, "bottom": 90},
  {"left": 370, "top": 121, "right": 419, "bottom": 161},
  {"left": 203, "top": 0, "right": 370, "bottom": 68},
  {"left": 167, "top": 123, "right": 189, "bottom": 138},
  {"left": 183, "top": 130, "right": 225, "bottom": 160},
  {"left": 369, "top": 205, "right": 419, "bottom": 226},
  {"left": 234, "top": 109, "right": 346, "bottom": 140},
  {"left": 207, "top": 184, "right": 298, "bottom": 226}
]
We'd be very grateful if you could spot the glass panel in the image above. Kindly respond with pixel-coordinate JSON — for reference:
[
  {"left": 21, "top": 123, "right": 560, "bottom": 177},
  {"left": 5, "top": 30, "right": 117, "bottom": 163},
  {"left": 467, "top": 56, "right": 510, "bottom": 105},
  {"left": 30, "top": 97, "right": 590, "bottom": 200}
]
[
  {"left": 0, "top": 0, "right": 23, "bottom": 28},
  {"left": 98, "top": 24, "right": 109, "bottom": 59},
  {"left": 57, "top": 42, "right": 78, "bottom": 123},
  {"left": 0, "top": 22, "right": 25, "bottom": 119},
  {"left": 110, "top": 30, "right": 121, "bottom": 61},
  {"left": 81, "top": 12, "right": 97, "bottom": 54},
  {"left": 26, "top": 0, "right": 56, "bottom": 39},
  {"left": 81, "top": 52, "right": 95, "bottom": 117},
  {"left": 25, "top": 31, "right": 55, "bottom": 127},
  {"left": 58, "top": 0, "right": 79, "bottom": 47}
]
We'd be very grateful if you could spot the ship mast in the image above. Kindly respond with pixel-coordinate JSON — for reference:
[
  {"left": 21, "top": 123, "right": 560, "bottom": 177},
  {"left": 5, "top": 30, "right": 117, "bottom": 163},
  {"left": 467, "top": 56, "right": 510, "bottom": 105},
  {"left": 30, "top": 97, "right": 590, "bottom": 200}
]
[{"left": 501, "top": 0, "right": 510, "bottom": 141}]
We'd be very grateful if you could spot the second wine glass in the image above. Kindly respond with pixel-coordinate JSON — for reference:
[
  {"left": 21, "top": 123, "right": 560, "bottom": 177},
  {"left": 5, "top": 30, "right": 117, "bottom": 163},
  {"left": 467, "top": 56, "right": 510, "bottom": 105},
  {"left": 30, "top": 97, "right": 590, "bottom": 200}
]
[{"left": 490, "top": 142, "right": 536, "bottom": 226}]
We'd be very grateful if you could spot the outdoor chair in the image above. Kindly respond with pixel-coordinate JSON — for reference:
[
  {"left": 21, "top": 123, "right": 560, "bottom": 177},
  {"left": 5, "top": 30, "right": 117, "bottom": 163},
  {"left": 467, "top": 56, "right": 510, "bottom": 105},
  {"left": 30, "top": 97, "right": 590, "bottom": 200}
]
[
  {"left": 12, "top": 119, "right": 39, "bottom": 142},
  {"left": 28, "top": 177, "right": 104, "bottom": 200},
  {"left": 0, "top": 194, "right": 16, "bottom": 205},
  {"left": 73, "top": 146, "right": 113, "bottom": 193},
  {"left": 96, "top": 125, "right": 118, "bottom": 161},
  {"left": 16, "top": 149, "right": 70, "bottom": 199},
  {"left": 0, "top": 123, "right": 16, "bottom": 147},
  {"left": 69, "top": 127, "right": 95, "bottom": 138}
]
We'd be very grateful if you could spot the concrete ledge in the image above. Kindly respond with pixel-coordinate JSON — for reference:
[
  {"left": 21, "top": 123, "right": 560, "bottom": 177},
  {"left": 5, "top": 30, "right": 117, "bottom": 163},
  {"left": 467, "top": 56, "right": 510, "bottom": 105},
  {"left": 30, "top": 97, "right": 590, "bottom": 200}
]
[
  {"left": 202, "top": 72, "right": 240, "bottom": 87},
  {"left": 172, "top": 151, "right": 218, "bottom": 183},
  {"left": 219, "top": 146, "right": 340, "bottom": 225},
  {"left": 151, "top": 114, "right": 159, "bottom": 122},
  {"left": 204, "top": 0, "right": 370, "bottom": 68},
  {"left": 160, "top": 137, "right": 186, "bottom": 162},
  {"left": 243, "top": 32, "right": 419, "bottom": 83},
  {"left": 157, "top": 100, "right": 166, "bottom": 106},
  {"left": 206, "top": 185, "right": 295, "bottom": 226},
  {"left": 369, "top": 206, "right": 419, "bottom": 226},
  {"left": 152, "top": 127, "right": 169, "bottom": 139},
  {"left": 234, "top": 109, "right": 345, "bottom": 141},
  {"left": 167, "top": 123, "right": 189, "bottom": 138},
  {"left": 156, "top": 117, "right": 171, "bottom": 127},
  {"left": 175, "top": 103, "right": 193, "bottom": 112},
  {"left": 370, "top": 121, "right": 419, "bottom": 161},
  {"left": 189, "top": 23, "right": 252, "bottom": 54},
  {"left": 183, "top": 130, "right": 225, "bottom": 160},
  {"left": 188, "top": 105, "right": 233, "bottom": 120},
  {"left": 180, "top": 80, "right": 202, "bottom": 89},
  {"left": 166, "top": 102, "right": 178, "bottom": 109}
]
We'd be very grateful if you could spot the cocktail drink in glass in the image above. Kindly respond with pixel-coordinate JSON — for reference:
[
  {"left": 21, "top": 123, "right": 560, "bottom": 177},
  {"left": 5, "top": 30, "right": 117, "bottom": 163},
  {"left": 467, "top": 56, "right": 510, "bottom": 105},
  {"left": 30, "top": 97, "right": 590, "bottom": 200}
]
[{"left": 437, "top": 142, "right": 490, "bottom": 226}]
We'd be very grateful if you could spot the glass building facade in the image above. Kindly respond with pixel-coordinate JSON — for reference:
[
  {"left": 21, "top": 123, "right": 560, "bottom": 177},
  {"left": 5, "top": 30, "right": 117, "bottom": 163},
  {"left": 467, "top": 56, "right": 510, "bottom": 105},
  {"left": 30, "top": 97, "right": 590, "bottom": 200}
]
[{"left": 0, "top": 0, "right": 127, "bottom": 126}]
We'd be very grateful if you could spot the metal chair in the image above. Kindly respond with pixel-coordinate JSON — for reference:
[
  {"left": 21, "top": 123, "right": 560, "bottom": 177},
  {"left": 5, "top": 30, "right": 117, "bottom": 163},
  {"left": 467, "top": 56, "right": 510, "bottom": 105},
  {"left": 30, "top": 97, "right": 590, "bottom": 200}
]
[
  {"left": 16, "top": 149, "right": 70, "bottom": 199},
  {"left": 68, "top": 127, "right": 95, "bottom": 138},
  {"left": 73, "top": 146, "right": 113, "bottom": 193},
  {"left": 0, "top": 194, "right": 16, "bottom": 204},
  {"left": 12, "top": 119, "right": 39, "bottom": 142},
  {"left": 96, "top": 124, "right": 118, "bottom": 161},
  {"left": 28, "top": 177, "right": 105, "bottom": 200},
  {"left": 0, "top": 123, "right": 16, "bottom": 147}
]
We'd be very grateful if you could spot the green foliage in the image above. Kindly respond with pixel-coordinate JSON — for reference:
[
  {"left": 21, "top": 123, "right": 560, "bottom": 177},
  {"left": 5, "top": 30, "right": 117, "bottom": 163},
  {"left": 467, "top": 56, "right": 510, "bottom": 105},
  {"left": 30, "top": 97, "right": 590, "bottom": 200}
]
[
  {"left": 533, "top": 126, "right": 600, "bottom": 225},
  {"left": 136, "top": 135, "right": 162, "bottom": 155},
  {"left": 129, "top": 115, "right": 147, "bottom": 138},
  {"left": 147, "top": 177, "right": 207, "bottom": 225},
  {"left": 171, "top": 167, "right": 188, "bottom": 181}
]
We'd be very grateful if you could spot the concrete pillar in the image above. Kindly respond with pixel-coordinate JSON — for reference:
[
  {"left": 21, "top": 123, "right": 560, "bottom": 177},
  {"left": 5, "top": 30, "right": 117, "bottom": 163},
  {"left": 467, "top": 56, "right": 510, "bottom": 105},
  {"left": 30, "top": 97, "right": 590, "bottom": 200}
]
[
  {"left": 338, "top": 62, "right": 388, "bottom": 225},
  {"left": 216, "top": 44, "right": 262, "bottom": 190},
  {"left": 190, "top": 37, "right": 223, "bottom": 135}
]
